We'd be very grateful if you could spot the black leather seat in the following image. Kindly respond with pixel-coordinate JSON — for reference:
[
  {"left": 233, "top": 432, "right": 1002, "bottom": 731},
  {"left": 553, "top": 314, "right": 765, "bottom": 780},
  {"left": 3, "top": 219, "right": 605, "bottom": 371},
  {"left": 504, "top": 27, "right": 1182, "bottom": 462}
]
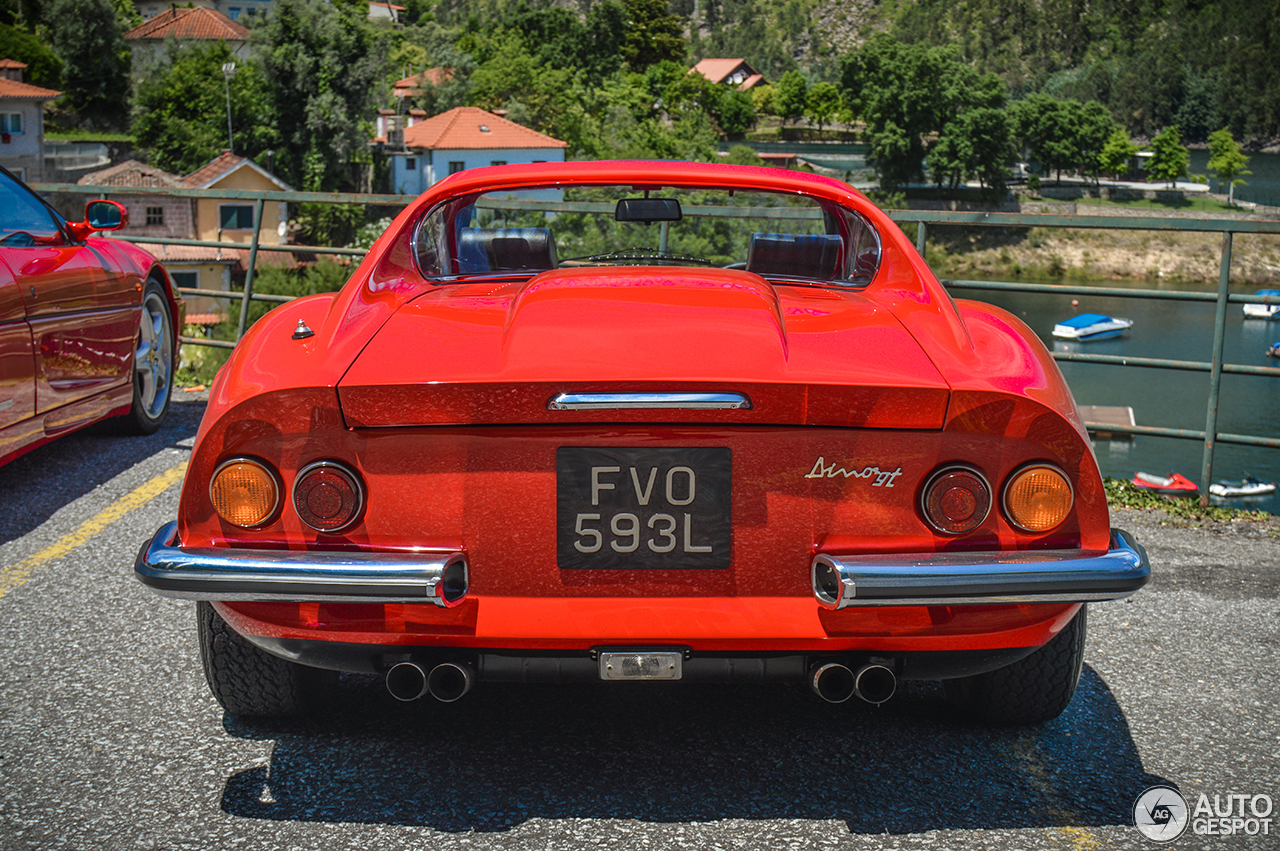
[
  {"left": 746, "top": 233, "right": 844, "bottom": 280},
  {"left": 457, "top": 227, "right": 558, "bottom": 273}
]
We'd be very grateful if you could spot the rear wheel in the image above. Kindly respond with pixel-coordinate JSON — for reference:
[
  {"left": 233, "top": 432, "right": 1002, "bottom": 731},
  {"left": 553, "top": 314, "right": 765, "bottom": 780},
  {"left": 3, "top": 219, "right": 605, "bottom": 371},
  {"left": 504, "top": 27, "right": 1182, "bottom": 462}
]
[
  {"left": 197, "top": 601, "right": 336, "bottom": 718},
  {"left": 946, "top": 604, "right": 1087, "bottom": 725},
  {"left": 118, "top": 277, "right": 174, "bottom": 434}
]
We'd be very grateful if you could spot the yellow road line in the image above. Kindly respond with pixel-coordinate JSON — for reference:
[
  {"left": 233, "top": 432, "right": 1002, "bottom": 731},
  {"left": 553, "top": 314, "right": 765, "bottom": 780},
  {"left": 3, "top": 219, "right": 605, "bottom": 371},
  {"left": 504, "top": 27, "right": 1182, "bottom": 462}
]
[
  {"left": 1008, "top": 732, "right": 1100, "bottom": 850},
  {"left": 0, "top": 462, "right": 187, "bottom": 601}
]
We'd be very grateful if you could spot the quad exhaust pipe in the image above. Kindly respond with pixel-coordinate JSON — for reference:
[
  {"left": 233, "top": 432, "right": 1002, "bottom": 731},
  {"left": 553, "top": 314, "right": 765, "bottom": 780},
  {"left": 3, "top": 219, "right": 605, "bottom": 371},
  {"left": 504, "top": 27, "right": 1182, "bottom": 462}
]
[
  {"left": 809, "top": 662, "right": 896, "bottom": 705},
  {"left": 385, "top": 661, "right": 474, "bottom": 703}
]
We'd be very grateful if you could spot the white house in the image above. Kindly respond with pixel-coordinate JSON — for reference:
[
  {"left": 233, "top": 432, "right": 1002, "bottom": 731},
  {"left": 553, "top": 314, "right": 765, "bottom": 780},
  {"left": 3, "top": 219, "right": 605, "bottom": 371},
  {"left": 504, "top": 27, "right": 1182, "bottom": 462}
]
[
  {"left": 123, "top": 7, "right": 252, "bottom": 64},
  {"left": 690, "top": 58, "right": 767, "bottom": 91},
  {"left": 0, "top": 59, "right": 60, "bottom": 182},
  {"left": 387, "top": 106, "right": 567, "bottom": 196}
]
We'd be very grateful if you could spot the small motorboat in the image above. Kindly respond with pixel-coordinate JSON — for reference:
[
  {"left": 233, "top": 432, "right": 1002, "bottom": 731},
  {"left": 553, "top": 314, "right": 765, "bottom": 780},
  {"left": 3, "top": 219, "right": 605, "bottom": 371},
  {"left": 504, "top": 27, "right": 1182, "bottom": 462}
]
[
  {"left": 1131, "top": 471, "right": 1199, "bottom": 495},
  {"left": 1053, "top": 313, "right": 1134, "bottom": 341},
  {"left": 1209, "top": 476, "right": 1277, "bottom": 498},
  {"left": 1242, "top": 289, "right": 1280, "bottom": 319},
  {"left": 1268, "top": 342, "right": 1280, "bottom": 359}
]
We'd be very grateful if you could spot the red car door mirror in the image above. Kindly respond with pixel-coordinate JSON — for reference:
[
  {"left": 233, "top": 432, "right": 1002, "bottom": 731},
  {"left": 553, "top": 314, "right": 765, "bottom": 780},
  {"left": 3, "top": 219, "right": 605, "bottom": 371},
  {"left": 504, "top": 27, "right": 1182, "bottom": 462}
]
[{"left": 66, "top": 200, "right": 128, "bottom": 241}]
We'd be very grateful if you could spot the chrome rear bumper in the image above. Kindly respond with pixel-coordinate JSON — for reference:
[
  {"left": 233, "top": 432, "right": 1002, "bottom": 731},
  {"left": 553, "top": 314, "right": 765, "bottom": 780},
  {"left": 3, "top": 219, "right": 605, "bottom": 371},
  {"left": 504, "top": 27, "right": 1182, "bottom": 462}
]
[
  {"left": 811, "top": 528, "right": 1149, "bottom": 609},
  {"left": 134, "top": 521, "right": 468, "bottom": 607},
  {"left": 136, "top": 521, "right": 1148, "bottom": 611}
]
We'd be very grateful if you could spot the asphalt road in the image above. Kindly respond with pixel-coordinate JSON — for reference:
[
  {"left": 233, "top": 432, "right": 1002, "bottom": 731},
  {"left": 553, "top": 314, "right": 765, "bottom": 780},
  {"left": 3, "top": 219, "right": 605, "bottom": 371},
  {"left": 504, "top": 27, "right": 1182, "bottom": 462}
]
[{"left": 1, "top": 392, "right": 1277, "bottom": 850}]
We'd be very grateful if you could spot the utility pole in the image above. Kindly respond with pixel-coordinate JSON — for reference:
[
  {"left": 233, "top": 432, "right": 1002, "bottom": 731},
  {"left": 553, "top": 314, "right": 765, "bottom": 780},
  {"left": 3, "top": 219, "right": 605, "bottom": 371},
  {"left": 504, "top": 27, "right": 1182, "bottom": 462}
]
[{"left": 222, "top": 62, "right": 236, "bottom": 153}]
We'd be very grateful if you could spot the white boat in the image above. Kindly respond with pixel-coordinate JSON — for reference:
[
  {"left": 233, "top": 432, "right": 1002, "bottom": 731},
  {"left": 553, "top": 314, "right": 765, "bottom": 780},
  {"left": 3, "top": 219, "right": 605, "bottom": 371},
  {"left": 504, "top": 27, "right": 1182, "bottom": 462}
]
[
  {"left": 1208, "top": 476, "right": 1277, "bottom": 498},
  {"left": 1242, "top": 289, "right": 1280, "bottom": 319},
  {"left": 1052, "top": 313, "right": 1134, "bottom": 341}
]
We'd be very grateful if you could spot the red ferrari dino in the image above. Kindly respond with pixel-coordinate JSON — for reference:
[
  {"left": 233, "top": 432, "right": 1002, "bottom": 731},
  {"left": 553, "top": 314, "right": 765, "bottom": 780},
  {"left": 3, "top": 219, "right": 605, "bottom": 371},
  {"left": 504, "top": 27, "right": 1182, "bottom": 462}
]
[
  {"left": 1, "top": 166, "right": 183, "bottom": 465},
  {"left": 136, "top": 161, "right": 1148, "bottom": 724}
]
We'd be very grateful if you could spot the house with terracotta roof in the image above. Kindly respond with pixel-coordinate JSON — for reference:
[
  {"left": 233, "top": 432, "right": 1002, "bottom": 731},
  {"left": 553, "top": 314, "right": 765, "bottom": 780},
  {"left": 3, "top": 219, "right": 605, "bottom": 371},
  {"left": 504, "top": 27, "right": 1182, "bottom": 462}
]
[
  {"left": 182, "top": 151, "right": 292, "bottom": 248},
  {"left": 690, "top": 59, "right": 767, "bottom": 91},
  {"left": 123, "top": 6, "right": 252, "bottom": 65},
  {"left": 392, "top": 67, "right": 453, "bottom": 100},
  {"left": 0, "top": 59, "right": 60, "bottom": 181},
  {"left": 368, "top": 1, "right": 405, "bottom": 22},
  {"left": 79, "top": 160, "right": 237, "bottom": 321},
  {"left": 388, "top": 106, "right": 567, "bottom": 195}
]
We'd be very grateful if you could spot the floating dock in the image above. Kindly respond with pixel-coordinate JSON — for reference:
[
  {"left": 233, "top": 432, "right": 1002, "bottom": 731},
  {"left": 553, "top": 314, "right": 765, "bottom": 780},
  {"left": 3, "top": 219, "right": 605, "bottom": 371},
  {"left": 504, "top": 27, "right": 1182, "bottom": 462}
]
[{"left": 1080, "top": 405, "right": 1136, "bottom": 441}]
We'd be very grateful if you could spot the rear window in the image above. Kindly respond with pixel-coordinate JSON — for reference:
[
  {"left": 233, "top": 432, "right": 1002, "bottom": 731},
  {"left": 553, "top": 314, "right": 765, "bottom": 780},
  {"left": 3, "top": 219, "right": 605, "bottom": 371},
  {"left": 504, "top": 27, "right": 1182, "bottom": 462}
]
[{"left": 412, "top": 183, "right": 881, "bottom": 287}]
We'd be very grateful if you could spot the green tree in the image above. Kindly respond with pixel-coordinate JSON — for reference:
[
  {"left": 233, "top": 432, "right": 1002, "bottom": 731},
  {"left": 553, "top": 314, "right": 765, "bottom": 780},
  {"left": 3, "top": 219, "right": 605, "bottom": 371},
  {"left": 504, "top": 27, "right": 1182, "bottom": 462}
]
[
  {"left": 927, "top": 127, "right": 969, "bottom": 192},
  {"left": 0, "top": 22, "right": 61, "bottom": 87},
  {"left": 716, "top": 88, "right": 755, "bottom": 137},
  {"left": 581, "top": 0, "right": 629, "bottom": 82},
  {"left": 1097, "top": 129, "right": 1138, "bottom": 180},
  {"left": 257, "top": 0, "right": 389, "bottom": 193},
  {"left": 1147, "top": 125, "right": 1189, "bottom": 188},
  {"left": 621, "top": 0, "right": 685, "bottom": 72},
  {"left": 468, "top": 30, "right": 578, "bottom": 138},
  {"left": 774, "top": 69, "right": 807, "bottom": 126},
  {"left": 930, "top": 107, "right": 1014, "bottom": 194},
  {"left": 1206, "top": 127, "right": 1250, "bottom": 205},
  {"left": 1071, "top": 100, "right": 1118, "bottom": 184},
  {"left": 841, "top": 34, "right": 1004, "bottom": 191},
  {"left": 47, "top": 0, "right": 129, "bottom": 128},
  {"left": 133, "top": 43, "right": 277, "bottom": 175},
  {"left": 805, "top": 81, "right": 841, "bottom": 133},
  {"left": 750, "top": 83, "right": 777, "bottom": 117},
  {"left": 959, "top": 106, "right": 1015, "bottom": 192},
  {"left": 723, "top": 144, "right": 764, "bottom": 166},
  {"left": 1008, "top": 94, "right": 1075, "bottom": 181}
]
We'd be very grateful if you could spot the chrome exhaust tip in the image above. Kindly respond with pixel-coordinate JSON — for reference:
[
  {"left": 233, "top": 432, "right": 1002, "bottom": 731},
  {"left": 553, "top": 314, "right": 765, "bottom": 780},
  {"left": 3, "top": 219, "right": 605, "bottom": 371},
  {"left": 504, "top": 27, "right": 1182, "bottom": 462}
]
[
  {"left": 435, "top": 555, "right": 469, "bottom": 607},
  {"left": 426, "top": 662, "right": 474, "bottom": 703},
  {"left": 853, "top": 664, "right": 896, "bottom": 705},
  {"left": 386, "top": 662, "right": 429, "bottom": 702},
  {"left": 809, "top": 662, "right": 857, "bottom": 704}
]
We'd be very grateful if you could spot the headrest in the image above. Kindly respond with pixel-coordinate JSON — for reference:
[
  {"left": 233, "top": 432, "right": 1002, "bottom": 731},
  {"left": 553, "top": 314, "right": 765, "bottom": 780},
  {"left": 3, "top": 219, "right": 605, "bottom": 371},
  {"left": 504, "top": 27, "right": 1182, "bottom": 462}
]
[
  {"left": 746, "top": 233, "right": 844, "bottom": 280},
  {"left": 457, "top": 227, "right": 558, "bottom": 273}
]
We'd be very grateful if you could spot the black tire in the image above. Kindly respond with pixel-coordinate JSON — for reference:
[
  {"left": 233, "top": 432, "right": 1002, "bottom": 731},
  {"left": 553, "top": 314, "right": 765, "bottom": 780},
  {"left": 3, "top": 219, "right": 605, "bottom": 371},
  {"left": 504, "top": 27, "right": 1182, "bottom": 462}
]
[
  {"left": 118, "top": 277, "right": 175, "bottom": 435},
  {"left": 197, "top": 601, "right": 336, "bottom": 718},
  {"left": 946, "top": 604, "right": 1087, "bottom": 725}
]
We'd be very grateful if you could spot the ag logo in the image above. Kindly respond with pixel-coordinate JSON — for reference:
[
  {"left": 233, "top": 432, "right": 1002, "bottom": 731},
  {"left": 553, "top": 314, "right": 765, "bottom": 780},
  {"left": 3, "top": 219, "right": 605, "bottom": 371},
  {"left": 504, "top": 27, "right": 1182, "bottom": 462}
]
[{"left": 1134, "top": 786, "right": 1190, "bottom": 842}]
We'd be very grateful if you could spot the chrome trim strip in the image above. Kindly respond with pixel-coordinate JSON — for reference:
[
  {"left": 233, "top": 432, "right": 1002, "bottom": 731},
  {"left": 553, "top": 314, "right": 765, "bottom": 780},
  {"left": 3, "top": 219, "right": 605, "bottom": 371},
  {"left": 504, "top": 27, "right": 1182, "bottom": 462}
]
[
  {"left": 134, "top": 521, "right": 468, "bottom": 607},
  {"left": 547, "top": 392, "right": 752, "bottom": 411},
  {"left": 812, "top": 528, "right": 1150, "bottom": 608}
]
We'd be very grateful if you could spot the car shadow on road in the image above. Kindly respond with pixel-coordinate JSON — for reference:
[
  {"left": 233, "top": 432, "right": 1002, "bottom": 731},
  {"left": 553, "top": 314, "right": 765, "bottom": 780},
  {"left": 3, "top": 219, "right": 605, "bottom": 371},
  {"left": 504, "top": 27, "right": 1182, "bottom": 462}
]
[
  {"left": 0, "top": 393, "right": 206, "bottom": 544},
  {"left": 218, "top": 663, "right": 1168, "bottom": 835}
]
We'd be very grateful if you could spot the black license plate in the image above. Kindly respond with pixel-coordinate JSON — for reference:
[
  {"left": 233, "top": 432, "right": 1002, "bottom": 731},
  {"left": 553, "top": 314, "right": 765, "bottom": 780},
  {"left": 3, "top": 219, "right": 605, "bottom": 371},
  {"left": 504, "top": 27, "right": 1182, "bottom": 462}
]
[{"left": 557, "top": 447, "right": 731, "bottom": 570}]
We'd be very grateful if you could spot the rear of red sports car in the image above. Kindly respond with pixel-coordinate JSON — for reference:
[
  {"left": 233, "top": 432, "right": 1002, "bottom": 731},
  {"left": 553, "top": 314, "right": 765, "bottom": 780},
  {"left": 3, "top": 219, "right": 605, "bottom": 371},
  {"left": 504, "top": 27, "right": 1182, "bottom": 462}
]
[{"left": 136, "top": 162, "right": 1148, "bottom": 724}]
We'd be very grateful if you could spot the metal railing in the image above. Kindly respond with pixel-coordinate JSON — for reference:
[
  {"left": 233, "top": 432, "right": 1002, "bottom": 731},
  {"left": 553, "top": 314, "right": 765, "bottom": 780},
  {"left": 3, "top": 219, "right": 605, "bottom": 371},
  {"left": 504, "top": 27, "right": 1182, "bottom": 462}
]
[
  {"left": 902, "top": 212, "right": 1280, "bottom": 504},
  {"left": 34, "top": 183, "right": 411, "bottom": 350},
  {"left": 35, "top": 183, "right": 1280, "bottom": 505}
]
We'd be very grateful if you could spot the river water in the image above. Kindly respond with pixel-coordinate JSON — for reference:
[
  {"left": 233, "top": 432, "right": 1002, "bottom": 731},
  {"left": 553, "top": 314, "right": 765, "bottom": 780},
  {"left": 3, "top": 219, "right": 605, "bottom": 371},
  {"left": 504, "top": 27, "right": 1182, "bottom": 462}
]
[{"left": 949, "top": 281, "right": 1280, "bottom": 514}]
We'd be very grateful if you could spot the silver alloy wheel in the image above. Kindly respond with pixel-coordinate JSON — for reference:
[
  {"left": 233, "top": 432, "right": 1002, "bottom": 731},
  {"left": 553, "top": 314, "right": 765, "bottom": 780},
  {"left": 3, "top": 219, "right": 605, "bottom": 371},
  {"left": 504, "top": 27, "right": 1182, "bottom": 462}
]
[{"left": 135, "top": 287, "right": 173, "bottom": 420}]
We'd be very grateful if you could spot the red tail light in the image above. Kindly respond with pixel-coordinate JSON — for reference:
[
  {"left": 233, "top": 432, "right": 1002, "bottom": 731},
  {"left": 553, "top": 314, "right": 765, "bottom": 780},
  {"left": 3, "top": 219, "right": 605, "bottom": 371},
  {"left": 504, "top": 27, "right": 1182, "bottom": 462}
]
[
  {"left": 921, "top": 466, "right": 991, "bottom": 535},
  {"left": 293, "top": 461, "right": 364, "bottom": 533}
]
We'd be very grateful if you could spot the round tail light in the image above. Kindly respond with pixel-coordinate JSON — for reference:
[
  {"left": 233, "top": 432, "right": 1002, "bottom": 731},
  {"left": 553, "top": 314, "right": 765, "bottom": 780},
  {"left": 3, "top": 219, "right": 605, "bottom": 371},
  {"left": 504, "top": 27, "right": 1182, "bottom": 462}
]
[
  {"left": 1003, "top": 464, "right": 1073, "bottom": 532},
  {"left": 210, "top": 458, "right": 280, "bottom": 527},
  {"left": 921, "top": 466, "right": 991, "bottom": 535},
  {"left": 293, "top": 461, "right": 364, "bottom": 533}
]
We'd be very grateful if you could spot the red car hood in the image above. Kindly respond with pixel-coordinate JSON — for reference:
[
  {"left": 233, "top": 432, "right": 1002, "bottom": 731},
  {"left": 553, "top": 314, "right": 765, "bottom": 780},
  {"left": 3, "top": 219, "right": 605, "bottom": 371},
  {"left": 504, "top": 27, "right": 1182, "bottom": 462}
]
[{"left": 337, "top": 268, "right": 950, "bottom": 428}]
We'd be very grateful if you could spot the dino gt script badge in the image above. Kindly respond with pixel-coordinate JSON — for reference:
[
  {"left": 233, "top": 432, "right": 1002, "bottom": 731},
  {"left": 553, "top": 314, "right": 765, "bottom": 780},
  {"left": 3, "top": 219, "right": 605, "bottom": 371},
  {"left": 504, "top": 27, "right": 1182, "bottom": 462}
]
[{"left": 804, "top": 456, "right": 903, "bottom": 488}]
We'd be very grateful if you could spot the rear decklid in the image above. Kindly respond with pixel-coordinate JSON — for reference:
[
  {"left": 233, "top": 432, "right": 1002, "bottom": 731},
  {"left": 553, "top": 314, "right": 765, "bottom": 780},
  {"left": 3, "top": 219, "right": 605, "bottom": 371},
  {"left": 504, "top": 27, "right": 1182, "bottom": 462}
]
[{"left": 337, "top": 268, "right": 950, "bottom": 429}]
